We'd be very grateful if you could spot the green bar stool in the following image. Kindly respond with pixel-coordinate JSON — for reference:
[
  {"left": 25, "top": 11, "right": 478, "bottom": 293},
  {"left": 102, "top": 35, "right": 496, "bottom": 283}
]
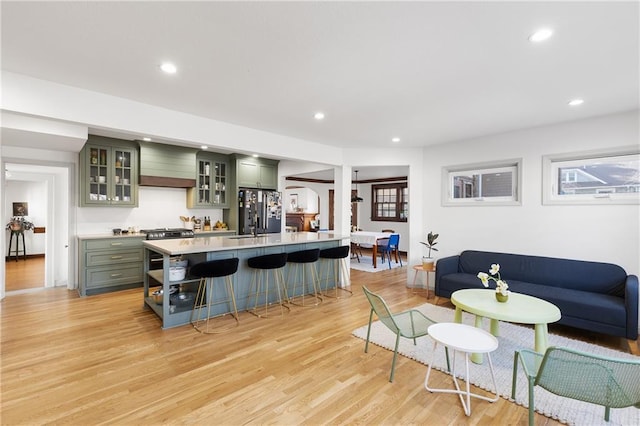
[
  {"left": 286, "top": 248, "right": 322, "bottom": 307},
  {"left": 190, "top": 258, "right": 240, "bottom": 333},
  {"left": 319, "top": 245, "right": 352, "bottom": 299},
  {"left": 246, "top": 253, "right": 290, "bottom": 318}
]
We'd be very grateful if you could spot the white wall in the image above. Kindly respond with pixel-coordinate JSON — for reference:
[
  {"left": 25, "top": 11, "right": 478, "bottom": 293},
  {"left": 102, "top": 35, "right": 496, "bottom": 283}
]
[
  {"left": 283, "top": 187, "right": 318, "bottom": 214},
  {"left": 4, "top": 180, "right": 47, "bottom": 255},
  {"left": 279, "top": 160, "right": 334, "bottom": 230},
  {"left": 76, "top": 186, "right": 225, "bottom": 235},
  {"left": 423, "top": 111, "right": 640, "bottom": 276}
]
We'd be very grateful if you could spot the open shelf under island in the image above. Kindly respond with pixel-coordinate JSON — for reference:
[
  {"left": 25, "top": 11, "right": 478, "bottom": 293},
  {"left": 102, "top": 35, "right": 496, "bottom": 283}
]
[{"left": 142, "top": 232, "right": 349, "bottom": 329}]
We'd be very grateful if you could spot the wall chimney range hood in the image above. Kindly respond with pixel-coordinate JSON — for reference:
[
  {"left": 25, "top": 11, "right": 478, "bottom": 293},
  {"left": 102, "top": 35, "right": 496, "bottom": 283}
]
[{"left": 138, "top": 141, "right": 197, "bottom": 188}]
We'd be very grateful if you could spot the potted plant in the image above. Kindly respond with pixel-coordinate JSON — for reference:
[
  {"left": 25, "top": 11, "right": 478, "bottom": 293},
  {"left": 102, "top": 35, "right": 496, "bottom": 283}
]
[
  {"left": 419, "top": 231, "right": 439, "bottom": 271},
  {"left": 6, "top": 216, "right": 34, "bottom": 232},
  {"left": 477, "top": 263, "right": 510, "bottom": 302}
]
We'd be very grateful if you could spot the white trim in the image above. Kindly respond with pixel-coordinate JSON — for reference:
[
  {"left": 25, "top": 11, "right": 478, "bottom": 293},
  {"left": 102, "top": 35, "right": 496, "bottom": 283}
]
[
  {"left": 542, "top": 146, "right": 640, "bottom": 205},
  {"left": 1, "top": 158, "right": 76, "bottom": 296},
  {"left": 441, "top": 158, "right": 522, "bottom": 207}
]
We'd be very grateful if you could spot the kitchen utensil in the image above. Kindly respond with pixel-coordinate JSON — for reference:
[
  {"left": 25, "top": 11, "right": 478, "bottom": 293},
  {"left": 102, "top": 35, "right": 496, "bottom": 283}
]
[
  {"left": 169, "top": 266, "right": 186, "bottom": 281},
  {"left": 112, "top": 228, "right": 121, "bottom": 235},
  {"left": 170, "top": 291, "right": 195, "bottom": 308},
  {"left": 170, "top": 258, "right": 188, "bottom": 268},
  {"left": 151, "top": 286, "right": 178, "bottom": 305}
]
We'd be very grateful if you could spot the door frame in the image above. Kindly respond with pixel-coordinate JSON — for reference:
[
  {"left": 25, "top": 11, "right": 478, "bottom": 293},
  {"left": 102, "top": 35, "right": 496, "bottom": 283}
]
[
  {"left": 1, "top": 158, "right": 76, "bottom": 298},
  {"left": 329, "top": 189, "right": 359, "bottom": 231}
]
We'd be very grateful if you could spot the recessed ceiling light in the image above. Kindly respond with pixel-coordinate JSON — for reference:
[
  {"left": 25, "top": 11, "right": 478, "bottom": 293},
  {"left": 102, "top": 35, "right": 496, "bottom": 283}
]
[
  {"left": 568, "top": 98, "right": 584, "bottom": 106},
  {"left": 201, "top": 145, "right": 208, "bottom": 150},
  {"left": 160, "top": 62, "right": 177, "bottom": 74},
  {"left": 142, "top": 137, "right": 151, "bottom": 142},
  {"left": 314, "top": 112, "right": 325, "bottom": 120},
  {"left": 529, "top": 28, "right": 553, "bottom": 43},
  {"left": 391, "top": 137, "right": 401, "bottom": 143}
]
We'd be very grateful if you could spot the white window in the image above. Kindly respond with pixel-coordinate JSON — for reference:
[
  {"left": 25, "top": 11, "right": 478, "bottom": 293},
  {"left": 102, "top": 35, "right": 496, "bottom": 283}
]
[
  {"left": 442, "top": 159, "right": 522, "bottom": 206},
  {"left": 543, "top": 147, "right": 640, "bottom": 205}
]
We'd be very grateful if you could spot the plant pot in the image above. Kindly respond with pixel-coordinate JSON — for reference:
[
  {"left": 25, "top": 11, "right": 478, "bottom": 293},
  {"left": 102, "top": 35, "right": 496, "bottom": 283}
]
[
  {"left": 422, "top": 257, "right": 436, "bottom": 272},
  {"left": 495, "top": 292, "right": 509, "bottom": 303}
]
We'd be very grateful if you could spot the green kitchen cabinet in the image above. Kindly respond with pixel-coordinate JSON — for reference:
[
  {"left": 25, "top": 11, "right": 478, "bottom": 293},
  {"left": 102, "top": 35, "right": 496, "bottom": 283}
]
[
  {"left": 235, "top": 156, "right": 278, "bottom": 189},
  {"left": 187, "top": 152, "right": 230, "bottom": 208},
  {"left": 78, "top": 235, "right": 145, "bottom": 296},
  {"left": 80, "top": 136, "right": 138, "bottom": 207}
]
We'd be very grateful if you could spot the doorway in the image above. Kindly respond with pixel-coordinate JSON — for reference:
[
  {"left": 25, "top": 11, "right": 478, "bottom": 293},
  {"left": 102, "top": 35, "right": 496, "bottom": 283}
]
[
  {"left": 3, "top": 161, "right": 73, "bottom": 295},
  {"left": 329, "top": 189, "right": 359, "bottom": 231}
]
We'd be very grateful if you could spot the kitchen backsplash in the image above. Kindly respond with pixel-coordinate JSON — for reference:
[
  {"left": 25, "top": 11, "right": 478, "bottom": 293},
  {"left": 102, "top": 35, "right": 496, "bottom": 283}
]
[{"left": 76, "top": 186, "right": 224, "bottom": 235}]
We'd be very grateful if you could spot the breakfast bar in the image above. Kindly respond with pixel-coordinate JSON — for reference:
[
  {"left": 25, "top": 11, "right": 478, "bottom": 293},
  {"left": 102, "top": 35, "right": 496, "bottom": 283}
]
[{"left": 143, "top": 232, "right": 348, "bottom": 328}]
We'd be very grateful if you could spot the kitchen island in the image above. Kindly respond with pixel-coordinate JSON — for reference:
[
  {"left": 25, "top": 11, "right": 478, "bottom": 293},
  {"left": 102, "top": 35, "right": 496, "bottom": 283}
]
[{"left": 143, "top": 232, "right": 348, "bottom": 329}]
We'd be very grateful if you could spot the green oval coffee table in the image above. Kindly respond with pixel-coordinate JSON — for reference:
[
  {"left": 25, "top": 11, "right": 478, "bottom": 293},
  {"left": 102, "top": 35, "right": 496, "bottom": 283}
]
[{"left": 451, "top": 289, "right": 561, "bottom": 363}]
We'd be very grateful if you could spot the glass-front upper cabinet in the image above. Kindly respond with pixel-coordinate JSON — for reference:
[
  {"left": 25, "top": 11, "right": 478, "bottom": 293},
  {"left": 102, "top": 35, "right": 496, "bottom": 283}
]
[
  {"left": 80, "top": 137, "right": 138, "bottom": 207},
  {"left": 187, "top": 153, "right": 229, "bottom": 208}
]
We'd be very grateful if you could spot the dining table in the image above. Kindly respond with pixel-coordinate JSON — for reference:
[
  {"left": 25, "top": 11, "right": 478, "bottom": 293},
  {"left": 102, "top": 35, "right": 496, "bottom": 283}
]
[{"left": 350, "top": 231, "right": 393, "bottom": 268}]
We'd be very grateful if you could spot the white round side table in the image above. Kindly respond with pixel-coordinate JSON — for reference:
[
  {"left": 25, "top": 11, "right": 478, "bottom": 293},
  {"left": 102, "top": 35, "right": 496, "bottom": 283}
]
[{"left": 424, "top": 322, "right": 499, "bottom": 416}]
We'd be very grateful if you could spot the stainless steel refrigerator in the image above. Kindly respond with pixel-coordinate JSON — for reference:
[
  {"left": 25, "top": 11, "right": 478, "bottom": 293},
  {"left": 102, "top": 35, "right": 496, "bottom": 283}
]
[{"left": 238, "top": 188, "right": 282, "bottom": 235}]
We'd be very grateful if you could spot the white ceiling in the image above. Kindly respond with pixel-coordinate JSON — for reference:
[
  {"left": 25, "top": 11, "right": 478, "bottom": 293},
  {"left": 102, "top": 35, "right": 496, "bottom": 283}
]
[{"left": 1, "top": 2, "right": 637, "bottom": 155}]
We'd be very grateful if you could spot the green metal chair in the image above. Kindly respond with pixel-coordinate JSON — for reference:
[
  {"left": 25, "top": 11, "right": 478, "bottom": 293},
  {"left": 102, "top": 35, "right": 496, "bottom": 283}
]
[
  {"left": 512, "top": 346, "right": 640, "bottom": 425},
  {"left": 362, "top": 286, "right": 449, "bottom": 382}
]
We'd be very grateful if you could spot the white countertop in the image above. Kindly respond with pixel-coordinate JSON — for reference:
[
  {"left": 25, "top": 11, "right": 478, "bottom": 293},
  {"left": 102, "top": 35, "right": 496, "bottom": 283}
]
[
  {"left": 142, "top": 231, "right": 348, "bottom": 255},
  {"left": 77, "top": 229, "right": 237, "bottom": 240}
]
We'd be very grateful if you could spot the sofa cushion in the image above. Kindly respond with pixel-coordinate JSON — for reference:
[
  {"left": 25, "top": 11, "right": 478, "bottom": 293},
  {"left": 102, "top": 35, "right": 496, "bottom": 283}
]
[
  {"left": 459, "top": 250, "right": 627, "bottom": 296},
  {"left": 505, "top": 280, "right": 626, "bottom": 328},
  {"left": 438, "top": 272, "right": 482, "bottom": 296}
]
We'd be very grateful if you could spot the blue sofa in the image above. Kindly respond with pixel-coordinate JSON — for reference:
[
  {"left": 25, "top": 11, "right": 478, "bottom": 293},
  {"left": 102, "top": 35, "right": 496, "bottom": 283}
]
[{"left": 435, "top": 250, "right": 639, "bottom": 340}]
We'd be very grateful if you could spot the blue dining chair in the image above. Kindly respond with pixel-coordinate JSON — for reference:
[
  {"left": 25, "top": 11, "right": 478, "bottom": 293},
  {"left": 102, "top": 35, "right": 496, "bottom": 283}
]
[{"left": 380, "top": 234, "right": 402, "bottom": 269}]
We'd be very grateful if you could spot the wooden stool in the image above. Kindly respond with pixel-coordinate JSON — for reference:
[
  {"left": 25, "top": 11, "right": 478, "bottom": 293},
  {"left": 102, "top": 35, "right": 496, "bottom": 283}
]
[{"left": 412, "top": 263, "right": 435, "bottom": 298}]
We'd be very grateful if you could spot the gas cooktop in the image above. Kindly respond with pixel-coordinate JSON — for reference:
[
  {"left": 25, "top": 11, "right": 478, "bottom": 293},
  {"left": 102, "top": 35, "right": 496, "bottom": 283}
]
[{"left": 141, "top": 228, "right": 195, "bottom": 240}]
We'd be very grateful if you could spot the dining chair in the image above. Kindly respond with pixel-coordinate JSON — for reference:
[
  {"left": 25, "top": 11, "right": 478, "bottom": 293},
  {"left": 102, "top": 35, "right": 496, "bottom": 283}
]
[
  {"left": 350, "top": 242, "right": 362, "bottom": 262},
  {"left": 377, "top": 229, "right": 395, "bottom": 261},
  {"left": 380, "top": 234, "right": 402, "bottom": 269},
  {"left": 512, "top": 346, "right": 640, "bottom": 425},
  {"left": 362, "top": 286, "right": 449, "bottom": 382}
]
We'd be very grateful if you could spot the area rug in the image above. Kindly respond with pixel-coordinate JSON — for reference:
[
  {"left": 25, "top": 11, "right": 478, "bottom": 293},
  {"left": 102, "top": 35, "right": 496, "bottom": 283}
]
[
  {"left": 350, "top": 256, "right": 403, "bottom": 272},
  {"left": 352, "top": 303, "right": 640, "bottom": 425}
]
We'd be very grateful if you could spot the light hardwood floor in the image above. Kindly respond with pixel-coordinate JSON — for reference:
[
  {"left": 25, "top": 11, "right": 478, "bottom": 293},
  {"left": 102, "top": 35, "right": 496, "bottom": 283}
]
[
  {"left": 4, "top": 256, "right": 45, "bottom": 292},
  {"left": 1, "top": 264, "right": 636, "bottom": 425}
]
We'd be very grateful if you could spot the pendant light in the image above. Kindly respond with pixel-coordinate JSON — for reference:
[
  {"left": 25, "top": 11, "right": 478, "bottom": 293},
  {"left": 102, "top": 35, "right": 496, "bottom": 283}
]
[{"left": 351, "top": 170, "right": 364, "bottom": 203}]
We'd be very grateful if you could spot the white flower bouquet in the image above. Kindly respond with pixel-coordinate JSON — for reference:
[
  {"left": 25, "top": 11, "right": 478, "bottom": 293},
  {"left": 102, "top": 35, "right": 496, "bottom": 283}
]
[{"left": 477, "top": 263, "right": 509, "bottom": 296}]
